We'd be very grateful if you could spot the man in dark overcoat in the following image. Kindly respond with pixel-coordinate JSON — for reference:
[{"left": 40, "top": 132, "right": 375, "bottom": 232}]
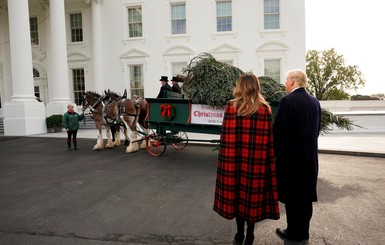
[
  {"left": 157, "top": 76, "right": 172, "bottom": 98},
  {"left": 171, "top": 76, "right": 182, "bottom": 93},
  {"left": 273, "top": 69, "right": 321, "bottom": 242}
]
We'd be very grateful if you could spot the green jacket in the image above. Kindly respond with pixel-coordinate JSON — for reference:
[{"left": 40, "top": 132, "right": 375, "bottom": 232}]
[{"left": 62, "top": 112, "right": 85, "bottom": 131}]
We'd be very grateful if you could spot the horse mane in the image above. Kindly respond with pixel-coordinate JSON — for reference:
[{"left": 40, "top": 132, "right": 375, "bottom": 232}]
[
  {"left": 108, "top": 90, "right": 121, "bottom": 98},
  {"left": 87, "top": 91, "right": 102, "bottom": 97}
]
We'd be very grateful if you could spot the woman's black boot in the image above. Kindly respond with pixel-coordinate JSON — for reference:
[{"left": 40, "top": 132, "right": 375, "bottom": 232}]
[
  {"left": 67, "top": 139, "right": 71, "bottom": 150},
  {"left": 244, "top": 222, "right": 255, "bottom": 245},
  {"left": 73, "top": 139, "right": 79, "bottom": 150},
  {"left": 233, "top": 217, "right": 245, "bottom": 245}
]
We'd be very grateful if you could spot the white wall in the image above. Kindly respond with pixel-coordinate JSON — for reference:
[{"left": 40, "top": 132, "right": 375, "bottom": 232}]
[
  {"left": 321, "top": 100, "right": 385, "bottom": 133},
  {"left": 0, "top": 0, "right": 306, "bottom": 109}
]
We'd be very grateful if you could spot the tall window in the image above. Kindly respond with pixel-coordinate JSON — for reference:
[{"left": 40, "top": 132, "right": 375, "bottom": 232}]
[
  {"left": 171, "top": 3, "right": 186, "bottom": 34},
  {"left": 264, "top": 59, "right": 281, "bottom": 83},
  {"left": 70, "top": 13, "right": 83, "bottom": 42},
  {"left": 129, "top": 65, "right": 144, "bottom": 99},
  {"left": 72, "top": 69, "right": 85, "bottom": 105},
  {"left": 264, "top": 0, "right": 280, "bottom": 30},
  {"left": 34, "top": 86, "right": 40, "bottom": 100},
  {"left": 30, "top": 17, "right": 39, "bottom": 45},
  {"left": 128, "top": 7, "right": 143, "bottom": 38},
  {"left": 172, "top": 62, "right": 187, "bottom": 77},
  {"left": 33, "top": 68, "right": 40, "bottom": 100},
  {"left": 216, "top": 0, "right": 232, "bottom": 32}
]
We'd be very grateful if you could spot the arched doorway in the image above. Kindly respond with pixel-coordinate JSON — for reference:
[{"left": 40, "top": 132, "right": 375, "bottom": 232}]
[{"left": 33, "top": 64, "right": 48, "bottom": 104}]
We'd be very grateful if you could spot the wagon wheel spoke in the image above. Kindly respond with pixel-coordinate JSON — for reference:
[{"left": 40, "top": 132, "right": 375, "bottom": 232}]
[
  {"left": 171, "top": 131, "right": 188, "bottom": 150},
  {"left": 146, "top": 134, "right": 167, "bottom": 157}
]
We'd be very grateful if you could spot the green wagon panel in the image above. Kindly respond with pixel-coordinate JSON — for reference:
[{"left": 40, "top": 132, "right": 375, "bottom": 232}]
[
  {"left": 146, "top": 98, "right": 191, "bottom": 124},
  {"left": 145, "top": 98, "right": 223, "bottom": 135}
]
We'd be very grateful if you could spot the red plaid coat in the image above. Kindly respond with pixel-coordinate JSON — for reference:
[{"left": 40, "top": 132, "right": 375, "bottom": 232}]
[{"left": 214, "top": 101, "right": 280, "bottom": 223}]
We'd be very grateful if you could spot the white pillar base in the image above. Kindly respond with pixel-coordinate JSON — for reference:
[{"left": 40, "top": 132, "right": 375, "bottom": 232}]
[{"left": 4, "top": 101, "right": 47, "bottom": 136}]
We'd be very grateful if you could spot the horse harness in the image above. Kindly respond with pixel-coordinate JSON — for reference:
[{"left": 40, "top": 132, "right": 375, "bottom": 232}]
[{"left": 83, "top": 93, "right": 139, "bottom": 126}]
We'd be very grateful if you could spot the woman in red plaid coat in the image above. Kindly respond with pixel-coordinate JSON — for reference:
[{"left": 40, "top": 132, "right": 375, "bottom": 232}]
[{"left": 214, "top": 74, "right": 280, "bottom": 245}]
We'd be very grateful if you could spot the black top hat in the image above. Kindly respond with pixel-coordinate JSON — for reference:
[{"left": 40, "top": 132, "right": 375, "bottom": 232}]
[
  {"left": 159, "top": 76, "right": 168, "bottom": 82},
  {"left": 171, "top": 76, "right": 178, "bottom": 82}
]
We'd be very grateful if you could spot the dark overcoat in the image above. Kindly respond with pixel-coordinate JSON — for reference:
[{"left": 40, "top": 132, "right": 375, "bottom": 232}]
[
  {"left": 157, "top": 83, "right": 173, "bottom": 98},
  {"left": 214, "top": 101, "right": 280, "bottom": 223},
  {"left": 273, "top": 88, "right": 321, "bottom": 203},
  {"left": 172, "top": 83, "right": 181, "bottom": 93}
]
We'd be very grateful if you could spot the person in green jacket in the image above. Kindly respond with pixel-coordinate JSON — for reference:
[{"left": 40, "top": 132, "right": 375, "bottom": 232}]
[{"left": 62, "top": 104, "right": 85, "bottom": 150}]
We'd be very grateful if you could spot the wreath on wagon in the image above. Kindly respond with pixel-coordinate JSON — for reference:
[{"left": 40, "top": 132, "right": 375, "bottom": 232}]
[{"left": 160, "top": 104, "right": 175, "bottom": 121}]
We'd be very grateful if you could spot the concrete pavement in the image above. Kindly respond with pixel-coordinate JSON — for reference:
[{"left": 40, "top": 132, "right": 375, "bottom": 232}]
[
  {"left": 0, "top": 131, "right": 384, "bottom": 244},
  {"left": 26, "top": 128, "right": 385, "bottom": 157}
]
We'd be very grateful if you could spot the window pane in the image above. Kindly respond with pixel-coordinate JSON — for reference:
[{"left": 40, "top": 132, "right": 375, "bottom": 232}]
[
  {"left": 216, "top": 1, "right": 232, "bottom": 32},
  {"left": 128, "top": 7, "right": 143, "bottom": 38},
  {"left": 30, "top": 17, "right": 39, "bottom": 45},
  {"left": 33, "top": 68, "right": 40, "bottom": 78},
  {"left": 34, "top": 86, "right": 40, "bottom": 99},
  {"left": 171, "top": 3, "right": 186, "bottom": 34},
  {"left": 172, "top": 62, "right": 187, "bottom": 76},
  {"left": 129, "top": 65, "right": 144, "bottom": 99},
  {"left": 72, "top": 68, "right": 85, "bottom": 105},
  {"left": 264, "top": 0, "right": 280, "bottom": 29},
  {"left": 70, "top": 13, "right": 83, "bottom": 42},
  {"left": 264, "top": 59, "right": 281, "bottom": 83},
  {"left": 217, "top": 16, "right": 232, "bottom": 32}
]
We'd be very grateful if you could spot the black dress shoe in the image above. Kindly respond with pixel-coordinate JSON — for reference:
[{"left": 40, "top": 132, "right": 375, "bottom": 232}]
[{"left": 276, "top": 228, "right": 308, "bottom": 242}]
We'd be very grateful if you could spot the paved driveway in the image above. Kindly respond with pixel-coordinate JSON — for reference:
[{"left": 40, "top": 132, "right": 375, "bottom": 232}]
[{"left": 0, "top": 137, "right": 384, "bottom": 244}]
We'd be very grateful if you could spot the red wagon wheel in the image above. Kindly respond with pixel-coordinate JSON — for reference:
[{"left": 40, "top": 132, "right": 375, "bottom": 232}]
[
  {"left": 146, "top": 134, "right": 167, "bottom": 157},
  {"left": 171, "top": 131, "right": 188, "bottom": 150}
]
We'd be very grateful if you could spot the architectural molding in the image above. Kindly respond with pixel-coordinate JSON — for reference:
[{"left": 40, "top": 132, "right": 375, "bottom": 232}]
[
  {"left": 209, "top": 43, "right": 241, "bottom": 54},
  {"left": 67, "top": 51, "right": 89, "bottom": 68},
  {"left": 32, "top": 62, "right": 47, "bottom": 79},
  {"left": 256, "top": 40, "right": 289, "bottom": 52},
  {"left": 32, "top": 48, "right": 47, "bottom": 62},
  {"left": 68, "top": 51, "right": 89, "bottom": 61},
  {"left": 163, "top": 44, "right": 194, "bottom": 56},
  {"left": 85, "top": 0, "right": 103, "bottom": 4},
  {"left": 120, "top": 48, "right": 149, "bottom": 59}
]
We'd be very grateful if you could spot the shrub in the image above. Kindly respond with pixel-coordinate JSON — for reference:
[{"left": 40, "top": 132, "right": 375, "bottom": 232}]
[{"left": 46, "top": 114, "right": 63, "bottom": 128}]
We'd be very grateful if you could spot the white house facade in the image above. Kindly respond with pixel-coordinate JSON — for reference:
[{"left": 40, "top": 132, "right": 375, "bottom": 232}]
[{"left": 0, "top": 0, "right": 306, "bottom": 135}]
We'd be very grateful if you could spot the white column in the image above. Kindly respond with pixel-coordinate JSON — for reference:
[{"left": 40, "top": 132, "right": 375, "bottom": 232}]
[
  {"left": 3, "top": 0, "right": 46, "bottom": 136},
  {"left": 46, "top": 0, "right": 72, "bottom": 116},
  {"left": 91, "top": 0, "right": 104, "bottom": 93}
]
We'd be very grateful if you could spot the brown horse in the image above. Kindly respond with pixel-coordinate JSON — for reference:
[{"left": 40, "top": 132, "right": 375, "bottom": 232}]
[
  {"left": 105, "top": 90, "right": 149, "bottom": 149},
  {"left": 82, "top": 91, "right": 141, "bottom": 153}
]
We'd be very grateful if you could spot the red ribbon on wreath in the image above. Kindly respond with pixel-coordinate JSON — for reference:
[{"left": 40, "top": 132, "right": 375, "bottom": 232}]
[
  {"left": 161, "top": 104, "right": 172, "bottom": 117},
  {"left": 160, "top": 104, "right": 175, "bottom": 120}
]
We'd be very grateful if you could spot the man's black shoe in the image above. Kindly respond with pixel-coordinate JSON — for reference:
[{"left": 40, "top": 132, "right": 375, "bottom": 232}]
[{"left": 276, "top": 228, "right": 308, "bottom": 242}]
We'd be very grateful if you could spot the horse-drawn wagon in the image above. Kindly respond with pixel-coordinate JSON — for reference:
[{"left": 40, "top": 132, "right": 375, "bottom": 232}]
[{"left": 143, "top": 92, "right": 224, "bottom": 156}]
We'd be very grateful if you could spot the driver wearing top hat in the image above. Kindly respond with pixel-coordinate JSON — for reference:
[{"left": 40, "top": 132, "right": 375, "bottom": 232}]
[{"left": 157, "top": 76, "right": 173, "bottom": 98}]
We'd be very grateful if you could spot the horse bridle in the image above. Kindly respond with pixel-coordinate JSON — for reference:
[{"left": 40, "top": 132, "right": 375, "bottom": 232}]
[{"left": 82, "top": 93, "right": 109, "bottom": 114}]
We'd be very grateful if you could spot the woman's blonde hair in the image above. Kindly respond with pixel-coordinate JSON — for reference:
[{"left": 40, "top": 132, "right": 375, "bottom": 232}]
[{"left": 233, "top": 74, "right": 268, "bottom": 116}]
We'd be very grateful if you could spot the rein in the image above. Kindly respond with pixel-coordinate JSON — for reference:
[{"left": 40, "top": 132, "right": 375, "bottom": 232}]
[{"left": 83, "top": 93, "right": 108, "bottom": 114}]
